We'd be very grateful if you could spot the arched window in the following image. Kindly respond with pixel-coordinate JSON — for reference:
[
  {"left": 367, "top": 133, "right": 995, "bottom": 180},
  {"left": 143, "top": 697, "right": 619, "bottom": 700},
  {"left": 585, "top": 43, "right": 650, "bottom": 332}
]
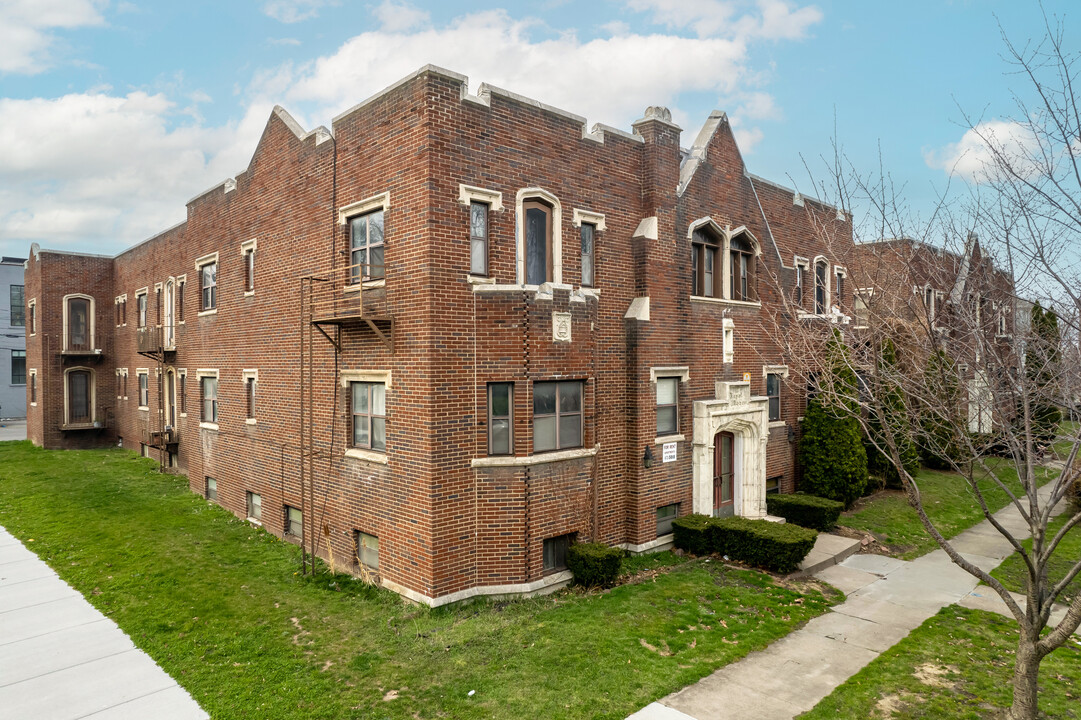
[
  {"left": 65, "top": 368, "right": 95, "bottom": 426},
  {"left": 524, "top": 199, "right": 553, "bottom": 285},
  {"left": 814, "top": 259, "right": 829, "bottom": 314},
  {"left": 729, "top": 234, "right": 756, "bottom": 301},
  {"left": 63, "top": 294, "right": 95, "bottom": 352},
  {"left": 691, "top": 229, "right": 721, "bottom": 297}
]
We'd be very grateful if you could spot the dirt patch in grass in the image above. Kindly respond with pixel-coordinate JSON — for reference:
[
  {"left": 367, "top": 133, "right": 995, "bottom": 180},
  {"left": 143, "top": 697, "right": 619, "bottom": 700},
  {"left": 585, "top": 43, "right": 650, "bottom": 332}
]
[{"left": 912, "top": 663, "right": 960, "bottom": 689}]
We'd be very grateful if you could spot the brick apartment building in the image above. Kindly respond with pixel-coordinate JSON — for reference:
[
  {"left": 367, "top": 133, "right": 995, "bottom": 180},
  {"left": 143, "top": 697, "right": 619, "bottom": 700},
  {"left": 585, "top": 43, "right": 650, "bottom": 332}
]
[
  {"left": 23, "top": 66, "right": 853, "bottom": 606},
  {"left": 851, "top": 232, "right": 1019, "bottom": 434}
]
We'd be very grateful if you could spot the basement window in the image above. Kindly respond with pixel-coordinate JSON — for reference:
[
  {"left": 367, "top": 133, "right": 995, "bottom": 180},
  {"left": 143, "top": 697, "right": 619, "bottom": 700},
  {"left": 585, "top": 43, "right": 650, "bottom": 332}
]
[
  {"left": 355, "top": 531, "right": 379, "bottom": 570},
  {"left": 246, "top": 491, "right": 262, "bottom": 523},
  {"left": 543, "top": 533, "right": 575, "bottom": 573}
]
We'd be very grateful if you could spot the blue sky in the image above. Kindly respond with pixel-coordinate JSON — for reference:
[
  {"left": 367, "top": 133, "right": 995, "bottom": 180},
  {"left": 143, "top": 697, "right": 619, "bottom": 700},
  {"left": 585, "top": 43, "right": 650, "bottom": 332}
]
[{"left": 0, "top": 0, "right": 1074, "bottom": 258}]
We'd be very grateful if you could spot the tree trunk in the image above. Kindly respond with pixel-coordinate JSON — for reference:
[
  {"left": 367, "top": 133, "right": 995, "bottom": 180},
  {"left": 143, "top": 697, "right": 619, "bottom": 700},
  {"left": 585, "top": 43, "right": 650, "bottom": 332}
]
[{"left": 1008, "top": 635, "right": 1041, "bottom": 720}]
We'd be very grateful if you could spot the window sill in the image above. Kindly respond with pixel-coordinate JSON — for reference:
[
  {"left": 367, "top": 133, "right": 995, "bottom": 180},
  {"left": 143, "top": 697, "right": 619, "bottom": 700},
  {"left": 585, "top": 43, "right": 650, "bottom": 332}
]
[
  {"left": 138, "top": 406, "right": 149, "bottom": 412},
  {"left": 344, "top": 279, "right": 386, "bottom": 293},
  {"left": 30, "top": 402, "right": 37, "bottom": 407},
  {"left": 198, "top": 308, "right": 218, "bottom": 317},
  {"left": 179, "top": 413, "right": 187, "bottom": 418},
  {"left": 471, "top": 445, "right": 599, "bottom": 468},
  {"left": 768, "top": 420, "right": 787, "bottom": 429},
  {"left": 200, "top": 422, "right": 219, "bottom": 431},
  {"left": 243, "top": 290, "right": 255, "bottom": 297},
  {"left": 654, "top": 434, "right": 685, "bottom": 445},
  {"left": 245, "top": 418, "right": 257, "bottom": 425},
  {"left": 466, "top": 274, "right": 496, "bottom": 285},
  {"left": 247, "top": 518, "right": 262, "bottom": 526},
  {"left": 690, "top": 295, "right": 762, "bottom": 308},
  {"left": 345, "top": 447, "right": 388, "bottom": 464}
]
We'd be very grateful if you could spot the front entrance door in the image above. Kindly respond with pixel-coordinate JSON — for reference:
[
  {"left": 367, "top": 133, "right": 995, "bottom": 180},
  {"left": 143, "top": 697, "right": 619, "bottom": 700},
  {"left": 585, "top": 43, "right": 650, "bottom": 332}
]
[{"left": 714, "top": 431, "right": 735, "bottom": 517}]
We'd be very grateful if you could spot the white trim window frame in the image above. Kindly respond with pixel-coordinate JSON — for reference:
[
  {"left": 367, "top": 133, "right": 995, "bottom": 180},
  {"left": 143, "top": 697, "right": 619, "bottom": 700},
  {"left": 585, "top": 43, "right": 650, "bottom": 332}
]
[
  {"left": 242, "top": 369, "right": 258, "bottom": 424},
  {"left": 178, "top": 368, "right": 187, "bottom": 416},
  {"left": 459, "top": 185, "right": 503, "bottom": 280},
  {"left": 793, "top": 256, "right": 810, "bottom": 309},
  {"left": 176, "top": 274, "right": 187, "bottom": 324},
  {"left": 195, "top": 253, "right": 218, "bottom": 315},
  {"left": 241, "top": 239, "right": 257, "bottom": 296},
  {"left": 29, "top": 368, "right": 38, "bottom": 406},
  {"left": 136, "top": 368, "right": 150, "bottom": 410},
  {"left": 572, "top": 208, "right": 605, "bottom": 289},
  {"left": 135, "top": 287, "right": 148, "bottom": 328},
  {"left": 62, "top": 293, "right": 96, "bottom": 352},
  {"left": 28, "top": 298, "right": 37, "bottom": 336},
  {"left": 339, "top": 192, "right": 389, "bottom": 285},
  {"left": 516, "top": 188, "right": 562, "bottom": 287},
  {"left": 63, "top": 366, "right": 96, "bottom": 427},
  {"left": 197, "top": 369, "right": 219, "bottom": 429},
  {"left": 340, "top": 369, "right": 391, "bottom": 464}
]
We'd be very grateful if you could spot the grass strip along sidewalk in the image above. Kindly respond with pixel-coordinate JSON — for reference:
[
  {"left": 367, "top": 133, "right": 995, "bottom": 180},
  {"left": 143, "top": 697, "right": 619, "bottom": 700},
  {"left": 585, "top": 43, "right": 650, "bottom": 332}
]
[
  {"left": 840, "top": 461, "right": 1055, "bottom": 560},
  {"left": 0, "top": 442, "right": 838, "bottom": 720},
  {"left": 798, "top": 606, "right": 1081, "bottom": 719}
]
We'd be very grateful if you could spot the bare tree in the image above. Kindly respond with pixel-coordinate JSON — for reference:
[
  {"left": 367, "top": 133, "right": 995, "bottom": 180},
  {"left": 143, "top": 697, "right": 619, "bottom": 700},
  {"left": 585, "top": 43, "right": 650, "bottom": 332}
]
[{"left": 767, "top": 12, "right": 1081, "bottom": 720}]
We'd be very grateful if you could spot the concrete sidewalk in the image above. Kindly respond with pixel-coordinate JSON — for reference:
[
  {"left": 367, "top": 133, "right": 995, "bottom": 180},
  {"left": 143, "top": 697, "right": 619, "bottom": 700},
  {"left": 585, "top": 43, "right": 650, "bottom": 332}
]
[
  {"left": 0, "top": 526, "right": 208, "bottom": 720},
  {"left": 629, "top": 482, "right": 1069, "bottom": 720},
  {"left": 0, "top": 419, "right": 27, "bottom": 442}
]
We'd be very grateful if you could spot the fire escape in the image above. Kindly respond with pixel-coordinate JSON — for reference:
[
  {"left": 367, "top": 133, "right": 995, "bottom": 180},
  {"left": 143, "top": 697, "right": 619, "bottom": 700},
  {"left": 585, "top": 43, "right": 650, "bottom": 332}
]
[
  {"left": 298, "top": 260, "right": 392, "bottom": 573},
  {"left": 137, "top": 321, "right": 178, "bottom": 473}
]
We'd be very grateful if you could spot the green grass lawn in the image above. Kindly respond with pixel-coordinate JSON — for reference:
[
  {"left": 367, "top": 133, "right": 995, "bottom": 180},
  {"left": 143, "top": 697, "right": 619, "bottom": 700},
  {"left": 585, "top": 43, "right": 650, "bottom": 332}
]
[
  {"left": 0, "top": 442, "right": 839, "bottom": 720},
  {"left": 990, "top": 511, "right": 1081, "bottom": 607},
  {"left": 1051, "top": 420, "right": 1079, "bottom": 461},
  {"left": 799, "top": 606, "right": 1081, "bottom": 719},
  {"left": 840, "top": 461, "right": 1050, "bottom": 560}
]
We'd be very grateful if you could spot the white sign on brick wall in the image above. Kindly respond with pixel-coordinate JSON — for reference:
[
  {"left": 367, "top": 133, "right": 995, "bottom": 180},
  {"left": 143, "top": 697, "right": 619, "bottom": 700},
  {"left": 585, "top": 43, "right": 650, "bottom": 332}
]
[{"left": 662, "top": 442, "right": 677, "bottom": 463}]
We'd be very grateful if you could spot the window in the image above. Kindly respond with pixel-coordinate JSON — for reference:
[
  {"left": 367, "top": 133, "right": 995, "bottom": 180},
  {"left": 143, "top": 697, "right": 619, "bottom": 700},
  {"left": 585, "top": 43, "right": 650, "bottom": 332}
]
[
  {"left": 854, "top": 290, "right": 871, "bottom": 328},
  {"left": 244, "top": 373, "right": 257, "bottom": 420},
  {"left": 115, "top": 298, "right": 122, "bottom": 326},
  {"left": 543, "top": 533, "right": 574, "bottom": 572},
  {"left": 580, "top": 223, "right": 595, "bottom": 287},
  {"left": 766, "top": 476, "right": 782, "bottom": 495},
  {"left": 244, "top": 246, "right": 255, "bottom": 293},
  {"left": 205, "top": 477, "right": 217, "bottom": 501},
  {"left": 122, "top": 371, "right": 128, "bottom": 400},
  {"left": 10, "top": 285, "right": 24, "bottom": 327},
  {"left": 656, "top": 504, "right": 680, "bottom": 536},
  {"left": 835, "top": 270, "right": 845, "bottom": 305},
  {"left": 470, "top": 201, "right": 488, "bottom": 275},
  {"left": 119, "top": 297, "right": 125, "bottom": 326},
  {"left": 533, "top": 381, "right": 583, "bottom": 452},
  {"left": 155, "top": 285, "right": 162, "bottom": 326},
  {"left": 766, "top": 373, "right": 781, "bottom": 422},
  {"left": 350, "top": 210, "right": 385, "bottom": 282},
  {"left": 11, "top": 350, "right": 25, "bottom": 385},
  {"left": 924, "top": 287, "right": 935, "bottom": 322},
  {"left": 28, "top": 299, "right": 36, "bottom": 334},
  {"left": 179, "top": 371, "right": 186, "bottom": 414},
  {"left": 285, "top": 506, "right": 302, "bottom": 537},
  {"left": 729, "top": 235, "right": 756, "bottom": 301},
  {"left": 136, "top": 291, "right": 147, "bottom": 328},
  {"left": 66, "top": 295, "right": 92, "bottom": 351},
  {"left": 138, "top": 371, "right": 149, "bottom": 407},
  {"left": 814, "top": 260, "right": 828, "bottom": 314},
  {"left": 66, "top": 369, "right": 92, "bottom": 425},
  {"left": 656, "top": 377, "right": 679, "bottom": 436},
  {"left": 177, "top": 277, "right": 185, "bottom": 322},
  {"left": 355, "top": 531, "right": 379, "bottom": 569},
  {"left": 794, "top": 261, "right": 808, "bottom": 307},
  {"left": 246, "top": 491, "right": 262, "bottom": 522},
  {"left": 351, "top": 382, "right": 386, "bottom": 451},
  {"left": 524, "top": 200, "right": 553, "bottom": 285},
  {"left": 691, "top": 230, "right": 721, "bottom": 297},
  {"left": 200, "top": 261, "right": 217, "bottom": 311},
  {"left": 487, "top": 382, "right": 513, "bottom": 455},
  {"left": 201, "top": 376, "right": 219, "bottom": 423},
  {"left": 29, "top": 370, "right": 37, "bottom": 404}
]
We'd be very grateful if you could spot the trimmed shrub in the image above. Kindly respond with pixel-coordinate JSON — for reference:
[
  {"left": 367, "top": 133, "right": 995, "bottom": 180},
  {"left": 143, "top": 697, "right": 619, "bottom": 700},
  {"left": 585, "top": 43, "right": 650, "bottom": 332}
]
[
  {"left": 673, "top": 513, "right": 818, "bottom": 574},
  {"left": 566, "top": 542, "right": 624, "bottom": 587},
  {"left": 766, "top": 493, "right": 843, "bottom": 531},
  {"left": 712, "top": 517, "right": 818, "bottom": 574},
  {"left": 672, "top": 513, "right": 714, "bottom": 556}
]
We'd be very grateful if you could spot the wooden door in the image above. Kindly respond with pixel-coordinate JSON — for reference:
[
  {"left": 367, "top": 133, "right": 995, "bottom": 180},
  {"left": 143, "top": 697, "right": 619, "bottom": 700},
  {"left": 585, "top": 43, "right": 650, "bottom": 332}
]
[{"left": 714, "top": 431, "right": 735, "bottom": 517}]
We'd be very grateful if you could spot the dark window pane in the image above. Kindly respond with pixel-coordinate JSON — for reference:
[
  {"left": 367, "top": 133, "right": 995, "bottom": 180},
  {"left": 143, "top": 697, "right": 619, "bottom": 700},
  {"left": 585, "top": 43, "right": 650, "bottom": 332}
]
[
  {"left": 369, "top": 210, "right": 384, "bottom": 245},
  {"left": 559, "top": 414, "right": 582, "bottom": 448},
  {"left": 354, "top": 415, "right": 370, "bottom": 447},
  {"left": 69, "top": 298, "right": 88, "bottom": 348},
  {"left": 353, "top": 383, "right": 369, "bottom": 414},
  {"left": 69, "top": 372, "right": 90, "bottom": 422},
  {"left": 657, "top": 406, "right": 677, "bottom": 435},
  {"left": 491, "top": 384, "right": 510, "bottom": 416},
  {"left": 533, "top": 416, "right": 556, "bottom": 452},
  {"left": 369, "top": 245, "right": 384, "bottom": 278},
  {"left": 533, "top": 383, "right": 556, "bottom": 414},
  {"left": 371, "top": 417, "right": 386, "bottom": 451},
  {"left": 581, "top": 224, "right": 594, "bottom": 286},
  {"left": 558, "top": 382, "right": 581, "bottom": 413},
  {"left": 470, "top": 202, "right": 487, "bottom": 239},
  {"left": 10, "top": 285, "right": 24, "bottom": 326},
  {"left": 526, "top": 207, "right": 547, "bottom": 285}
]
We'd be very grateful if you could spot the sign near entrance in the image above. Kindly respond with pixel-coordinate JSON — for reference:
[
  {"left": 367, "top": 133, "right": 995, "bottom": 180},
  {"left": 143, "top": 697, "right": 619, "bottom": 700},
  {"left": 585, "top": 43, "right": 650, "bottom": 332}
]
[
  {"left": 742, "top": 372, "right": 751, "bottom": 382},
  {"left": 662, "top": 442, "right": 677, "bottom": 463}
]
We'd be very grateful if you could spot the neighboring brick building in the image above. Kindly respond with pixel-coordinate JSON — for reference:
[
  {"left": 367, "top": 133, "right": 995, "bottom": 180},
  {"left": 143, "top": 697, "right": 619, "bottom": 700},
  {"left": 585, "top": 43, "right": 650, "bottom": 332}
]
[
  {"left": 850, "top": 232, "right": 1019, "bottom": 434},
  {"left": 23, "top": 66, "right": 853, "bottom": 605}
]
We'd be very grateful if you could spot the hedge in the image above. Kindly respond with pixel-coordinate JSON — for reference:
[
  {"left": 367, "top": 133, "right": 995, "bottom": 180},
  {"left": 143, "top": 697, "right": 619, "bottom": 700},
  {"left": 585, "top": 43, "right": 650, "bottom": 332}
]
[
  {"left": 566, "top": 542, "right": 624, "bottom": 587},
  {"left": 766, "top": 493, "right": 844, "bottom": 531},
  {"left": 672, "top": 513, "right": 817, "bottom": 574}
]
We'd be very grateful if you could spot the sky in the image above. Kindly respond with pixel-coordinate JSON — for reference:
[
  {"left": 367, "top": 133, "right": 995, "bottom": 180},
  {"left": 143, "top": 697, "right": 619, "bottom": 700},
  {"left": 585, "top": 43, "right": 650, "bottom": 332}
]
[{"left": 0, "top": 0, "right": 1075, "bottom": 259}]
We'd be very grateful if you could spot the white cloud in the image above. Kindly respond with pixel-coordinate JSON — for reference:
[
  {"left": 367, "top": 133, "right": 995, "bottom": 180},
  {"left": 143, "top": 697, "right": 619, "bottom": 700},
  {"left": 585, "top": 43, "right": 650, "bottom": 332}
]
[
  {"left": 0, "top": 0, "right": 105, "bottom": 74},
  {"left": 372, "top": 0, "right": 430, "bottom": 32},
  {"left": 0, "top": 91, "right": 260, "bottom": 254},
  {"left": 924, "top": 119, "right": 1041, "bottom": 182},
  {"left": 273, "top": 8, "right": 764, "bottom": 135},
  {"left": 624, "top": 0, "right": 821, "bottom": 40},
  {"left": 268, "top": 37, "right": 302, "bottom": 46},
  {"left": 262, "top": 0, "right": 335, "bottom": 24}
]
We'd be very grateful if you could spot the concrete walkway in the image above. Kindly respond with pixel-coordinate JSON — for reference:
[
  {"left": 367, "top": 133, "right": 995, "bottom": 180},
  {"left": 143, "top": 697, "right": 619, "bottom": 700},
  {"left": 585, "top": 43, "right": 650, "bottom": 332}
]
[
  {"left": 0, "top": 419, "right": 27, "bottom": 442},
  {"left": 0, "top": 526, "right": 208, "bottom": 720},
  {"left": 629, "top": 482, "right": 1069, "bottom": 720}
]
